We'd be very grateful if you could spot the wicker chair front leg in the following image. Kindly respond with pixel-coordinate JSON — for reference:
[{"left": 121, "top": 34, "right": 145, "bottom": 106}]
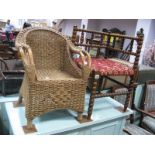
[
  {"left": 23, "top": 119, "right": 37, "bottom": 134},
  {"left": 13, "top": 83, "right": 24, "bottom": 108},
  {"left": 13, "top": 94, "right": 23, "bottom": 107},
  {"left": 77, "top": 112, "right": 83, "bottom": 122}
]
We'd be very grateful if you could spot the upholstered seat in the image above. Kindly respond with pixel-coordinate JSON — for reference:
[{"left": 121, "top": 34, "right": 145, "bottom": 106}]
[{"left": 75, "top": 57, "right": 134, "bottom": 76}]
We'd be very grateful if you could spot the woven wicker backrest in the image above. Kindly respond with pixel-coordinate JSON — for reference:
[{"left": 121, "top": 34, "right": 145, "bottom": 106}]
[
  {"left": 25, "top": 29, "right": 67, "bottom": 70},
  {"left": 144, "top": 84, "right": 155, "bottom": 111}
]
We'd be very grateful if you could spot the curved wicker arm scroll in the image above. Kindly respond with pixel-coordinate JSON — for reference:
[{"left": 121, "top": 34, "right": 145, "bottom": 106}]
[
  {"left": 18, "top": 44, "right": 36, "bottom": 81},
  {"left": 68, "top": 42, "right": 91, "bottom": 80},
  {"left": 18, "top": 44, "right": 34, "bottom": 65}
]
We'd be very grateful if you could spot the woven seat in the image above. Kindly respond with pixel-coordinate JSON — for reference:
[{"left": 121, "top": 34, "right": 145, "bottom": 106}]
[
  {"left": 36, "top": 69, "right": 79, "bottom": 81},
  {"left": 15, "top": 27, "right": 91, "bottom": 131}
]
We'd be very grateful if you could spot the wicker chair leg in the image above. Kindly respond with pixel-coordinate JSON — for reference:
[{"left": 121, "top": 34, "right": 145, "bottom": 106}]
[
  {"left": 23, "top": 119, "right": 37, "bottom": 134},
  {"left": 77, "top": 112, "right": 83, "bottom": 122},
  {"left": 13, "top": 94, "right": 23, "bottom": 107},
  {"left": 27, "top": 120, "right": 33, "bottom": 128}
]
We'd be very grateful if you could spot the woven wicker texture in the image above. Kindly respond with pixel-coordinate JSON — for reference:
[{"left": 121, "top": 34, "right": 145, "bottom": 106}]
[{"left": 15, "top": 27, "right": 91, "bottom": 128}]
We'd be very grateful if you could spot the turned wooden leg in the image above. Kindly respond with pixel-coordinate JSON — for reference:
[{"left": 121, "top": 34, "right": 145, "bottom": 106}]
[
  {"left": 87, "top": 71, "right": 99, "bottom": 120},
  {"left": 130, "top": 83, "right": 137, "bottom": 123},
  {"left": 98, "top": 75, "right": 103, "bottom": 94},
  {"left": 124, "top": 76, "right": 134, "bottom": 112}
]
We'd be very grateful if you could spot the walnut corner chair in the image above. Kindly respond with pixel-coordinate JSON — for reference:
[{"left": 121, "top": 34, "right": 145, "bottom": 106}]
[
  {"left": 15, "top": 27, "right": 91, "bottom": 132},
  {"left": 71, "top": 26, "right": 144, "bottom": 121}
]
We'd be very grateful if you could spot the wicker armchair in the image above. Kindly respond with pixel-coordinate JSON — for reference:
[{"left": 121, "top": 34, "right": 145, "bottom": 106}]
[{"left": 15, "top": 27, "right": 91, "bottom": 132}]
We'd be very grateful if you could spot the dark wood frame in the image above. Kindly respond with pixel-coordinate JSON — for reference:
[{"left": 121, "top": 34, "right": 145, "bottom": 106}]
[
  {"left": 0, "top": 70, "right": 24, "bottom": 96},
  {"left": 0, "top": 44, "right": 18, "bottom": 60},
  {"left": 133, "top": 80, "right": 155, "bottom": 128},
  {"left": 0, "top": 57, "right": 9, "bottom": 71},
  {"left": 71, "top": 26, "right": 144, "bottom": 120}
]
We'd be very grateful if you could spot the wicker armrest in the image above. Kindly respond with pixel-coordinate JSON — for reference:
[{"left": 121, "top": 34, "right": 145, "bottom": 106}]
[
  {"left": 68, "top": 42, "right": 91, "bottom": 80},
  {"left": 17, "top": 44, "right": 36, "bottom": 81},
  {"left": 25, "top": 64, "right": 36, "bottom": 82},
  {"left": 68, "top": 41, "right": 91, "bottom": 67},
  {"left": 10, "top": 47, "right": 18, "bottom": 52}
]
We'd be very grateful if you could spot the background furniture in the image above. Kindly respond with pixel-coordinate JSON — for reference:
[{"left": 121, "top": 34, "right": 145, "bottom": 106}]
[
  {"left": 137, "top": 65, "right": 155, "bottom": 84},
  {"left": 112, "top": 87, "right": 153, "bottom": 135},
  {"left": 15, "top": 27, "right": 91, "bottom": 132},
  {"left": 72, "top": 26, "right": 144, "bottom": 120},
  {"left": 0, "top": 57, "right": 24, "bottom": 96},
  {"left": 135, "top": 80, "right": 155, "bottom": 134},
  {"left": 0, "top": 44, "right": 18, "bottom": 60},
  {"left": 0, "top": 71, "right": 24, "bottom": 96},
  {"left": 0, "top": 94, "right": 132, "bottom": 135},
  {"left": 0, "top": 57, "right": 8, "bottom": 71},
  {"left": 123, "top": 124, "right": 152, "bottom": 135}
]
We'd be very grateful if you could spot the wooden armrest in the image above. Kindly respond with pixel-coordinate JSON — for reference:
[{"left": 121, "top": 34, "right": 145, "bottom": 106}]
[{"left": 135, "top": 108, "right": 155, "bottom": 119}]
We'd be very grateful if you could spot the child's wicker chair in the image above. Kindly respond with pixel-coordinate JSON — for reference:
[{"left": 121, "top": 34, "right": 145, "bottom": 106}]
[{"left": 15, "top": 27, "right": 91, "bottom": 132}]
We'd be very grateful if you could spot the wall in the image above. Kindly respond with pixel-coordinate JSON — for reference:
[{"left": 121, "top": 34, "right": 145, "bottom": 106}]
[
  {"left": 130, "top": 19, "right": 152, "bottom": 64},
  {"left": 87, "top": 19, "right": 100, "bottom": 30},
  {"left": 59, "top": 19, "right": 81, "bottom": 36},
  {"left": 146, "top": 19, "right": 155, "bottom": 47},
  {"left": 87, "top": 19, "right": 138, "bottom": 51},
  {"left": 98, "top": 19, "right": 138, "bottom": 36},
  {"left": 87, "top": 19, "right": 138, "bottom": 36}
]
